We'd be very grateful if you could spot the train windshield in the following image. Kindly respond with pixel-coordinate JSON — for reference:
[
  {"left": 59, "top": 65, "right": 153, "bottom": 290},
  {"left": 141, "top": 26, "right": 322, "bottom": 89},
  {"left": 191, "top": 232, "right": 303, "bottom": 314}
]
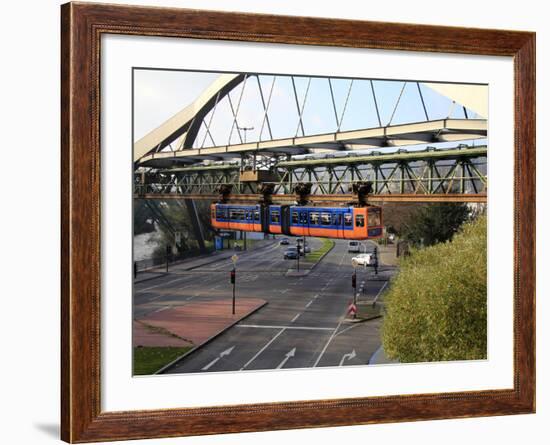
[{"left": 367, "top": 207, "right": 382, "bottom": 227}]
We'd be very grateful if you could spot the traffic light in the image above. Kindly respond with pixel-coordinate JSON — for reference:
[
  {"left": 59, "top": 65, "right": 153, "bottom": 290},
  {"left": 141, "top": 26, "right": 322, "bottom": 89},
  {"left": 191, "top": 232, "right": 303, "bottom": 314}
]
[
  {"left": 352, "top": 272, "right": 357, "bottom": 289},
  {"left": 230, "top": 269, "right": 236, "bottom": 284}
]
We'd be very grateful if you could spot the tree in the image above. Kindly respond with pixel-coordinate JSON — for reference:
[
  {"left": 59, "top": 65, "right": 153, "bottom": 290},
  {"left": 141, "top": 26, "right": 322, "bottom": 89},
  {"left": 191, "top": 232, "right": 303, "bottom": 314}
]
[
  {"left": 381, "top": 215, "right": 487, "bottom": 363},
  {"left": 400, "top": 203, "right": 470, "bottom": 247}
]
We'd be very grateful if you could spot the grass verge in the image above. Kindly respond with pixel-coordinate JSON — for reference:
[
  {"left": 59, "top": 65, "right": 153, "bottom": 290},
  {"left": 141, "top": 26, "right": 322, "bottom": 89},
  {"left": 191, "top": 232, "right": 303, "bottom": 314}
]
[
  {"left": 133, "top": 346, "right": 193, "bottom": 375},
  {"left": 305, "top": 238, "right": 335, "bottom": 262}
]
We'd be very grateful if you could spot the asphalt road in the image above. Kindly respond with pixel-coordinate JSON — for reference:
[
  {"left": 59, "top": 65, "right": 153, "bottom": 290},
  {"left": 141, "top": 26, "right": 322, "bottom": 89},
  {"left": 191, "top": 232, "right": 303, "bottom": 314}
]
[{"left": 133, "top": 237, "right": 396, "bottom": 374}]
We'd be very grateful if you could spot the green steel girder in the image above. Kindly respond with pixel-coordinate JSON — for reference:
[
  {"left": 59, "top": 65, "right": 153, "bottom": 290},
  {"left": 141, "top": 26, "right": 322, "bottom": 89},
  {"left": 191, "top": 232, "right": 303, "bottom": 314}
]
[{"left": 135, "top": 146, "right": 487, "bottom": 197}]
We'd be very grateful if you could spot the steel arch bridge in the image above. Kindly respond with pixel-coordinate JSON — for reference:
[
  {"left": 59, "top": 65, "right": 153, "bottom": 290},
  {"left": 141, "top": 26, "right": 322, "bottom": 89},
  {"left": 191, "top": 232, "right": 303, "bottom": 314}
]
[{"left": 134, "top": 72, "right": 488, "bottom": 204}]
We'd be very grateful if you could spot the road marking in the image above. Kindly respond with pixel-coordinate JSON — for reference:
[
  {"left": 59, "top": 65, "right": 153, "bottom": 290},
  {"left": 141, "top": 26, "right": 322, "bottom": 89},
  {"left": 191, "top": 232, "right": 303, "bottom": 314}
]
[
  {"left": 136, "top": 276, "right": 188, "bottom": 293},
  {"left": 201, "top": 346, "right": 235, "bottom": 371},
  {"left": 305, "top": 300, "right": 313, "bottom": 308},
  {"left": 339, "top": 350, "right": 357, "bottom": 366},
  {"left": 372, "top": 282, "right": 388, "bottom": 304},
  {"left": 237, "top": 324, "right": 333, "bottom": 331},
  {"left": 313, "top": 316, "right": 346, "bottom": 367},
  {"left": 280, "top": 289, "right": 290, "bottom": 294},
  {"left": 153, "top": 305, "right": 171, "bottom": 313},
  {"left": 240, "top": 329, "right": 286, "bottom": 370},
  {"left": 334, "top": 322, "right": 360, "bottom": 338},
  {"left": 291, "top": 313, "right": 301, "bottom": 323},
  {"left": 276, "top": 348, "right": 296, "bottom": 369}
]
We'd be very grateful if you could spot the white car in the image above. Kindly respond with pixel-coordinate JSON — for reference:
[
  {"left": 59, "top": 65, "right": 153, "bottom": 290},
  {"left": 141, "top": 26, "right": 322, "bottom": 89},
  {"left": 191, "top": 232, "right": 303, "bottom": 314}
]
[
  {"left": 351, "top": 253, "right": 376, "bottom": 267},
  {"left": 348, "top": 241, "right": 361, "bottom": 253}
]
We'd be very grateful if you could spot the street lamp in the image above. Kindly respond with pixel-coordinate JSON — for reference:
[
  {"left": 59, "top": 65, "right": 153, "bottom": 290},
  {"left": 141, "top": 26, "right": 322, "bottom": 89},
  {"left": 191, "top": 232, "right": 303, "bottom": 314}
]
[
  {"left": 237, "top": 124, "right": 254, "bottom": 143},
  {"left": 230, "top": 254, "right": 238, "bottom": 315}
]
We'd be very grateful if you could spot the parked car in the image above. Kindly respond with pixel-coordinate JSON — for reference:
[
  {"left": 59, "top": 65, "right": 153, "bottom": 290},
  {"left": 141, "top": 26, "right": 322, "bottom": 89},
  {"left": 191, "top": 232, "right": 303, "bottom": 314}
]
[
  {"left": 279, "top": 238, "right": 290, "bottom": 245},
  {"left": 284, "top": 246, "right": 299, "bottom": 260},
  {"left": 348, "top": 241, "right": 361, "bottom": 253}
]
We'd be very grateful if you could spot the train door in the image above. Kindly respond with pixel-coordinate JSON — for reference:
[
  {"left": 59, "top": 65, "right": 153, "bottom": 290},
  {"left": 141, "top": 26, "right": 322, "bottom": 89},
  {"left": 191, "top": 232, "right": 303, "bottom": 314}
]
[
  {"left": 353, "top": 208, "right": 368, "bottom": 239},
  {"left": 333, "top": 211, "right": 343, "bottom": 239},
  {"left": 300, "top": 209, "right": 309, "bottom": 237},
  {"left": 261, "top": 205, "right": 270, "bottom": 234},
  {"left": 343, "top": 211, "right": 353, "bottom": 239},
  {"left": 280, "top": 205, "right": 291, "bottom": 235}
]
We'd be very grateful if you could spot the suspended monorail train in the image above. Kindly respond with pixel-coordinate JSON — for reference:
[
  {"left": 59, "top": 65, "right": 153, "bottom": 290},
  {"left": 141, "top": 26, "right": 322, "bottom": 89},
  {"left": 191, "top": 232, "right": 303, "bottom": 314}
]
[{"left": 210, "top": 203, "right": 383, "bottom": 240}]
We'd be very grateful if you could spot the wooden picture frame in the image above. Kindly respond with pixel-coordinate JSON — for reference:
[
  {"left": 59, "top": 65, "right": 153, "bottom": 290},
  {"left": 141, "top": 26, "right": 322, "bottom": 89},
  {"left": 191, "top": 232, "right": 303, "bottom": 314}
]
[{"left": 61, "top": 2, "right": 535, "bottom": 442}]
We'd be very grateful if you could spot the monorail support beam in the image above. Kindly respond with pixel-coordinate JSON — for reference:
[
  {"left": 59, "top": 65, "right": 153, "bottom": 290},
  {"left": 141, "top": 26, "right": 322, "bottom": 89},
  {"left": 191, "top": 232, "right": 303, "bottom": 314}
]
[
  {"left": 135, "top": 193, "right": 487, "bottom": 204},
  {"left": 184, "top": 199, "right": 206, "bottom": 253}
]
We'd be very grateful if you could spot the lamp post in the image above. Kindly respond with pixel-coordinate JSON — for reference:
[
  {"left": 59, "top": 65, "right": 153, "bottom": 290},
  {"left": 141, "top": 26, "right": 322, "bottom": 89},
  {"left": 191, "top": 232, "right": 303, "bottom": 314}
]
[
  {"left": 230, "top": 254, "right": 238, "bottom": 315},
  {"left": 237, "top": 125, "right": 254, "bottom": 144}
]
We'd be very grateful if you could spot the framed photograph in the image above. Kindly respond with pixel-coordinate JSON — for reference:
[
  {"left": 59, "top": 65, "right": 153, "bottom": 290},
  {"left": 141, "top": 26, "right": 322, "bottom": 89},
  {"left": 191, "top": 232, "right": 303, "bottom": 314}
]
[{"left": 61, "top": 2, "right": 535, "bottom": 442}]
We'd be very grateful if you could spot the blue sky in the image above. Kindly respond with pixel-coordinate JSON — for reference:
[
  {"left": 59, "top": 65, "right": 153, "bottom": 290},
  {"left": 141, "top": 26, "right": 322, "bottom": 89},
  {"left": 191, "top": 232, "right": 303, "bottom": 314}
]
[{"left": 134, "top": 69, "right": 486, "bottom": 151}]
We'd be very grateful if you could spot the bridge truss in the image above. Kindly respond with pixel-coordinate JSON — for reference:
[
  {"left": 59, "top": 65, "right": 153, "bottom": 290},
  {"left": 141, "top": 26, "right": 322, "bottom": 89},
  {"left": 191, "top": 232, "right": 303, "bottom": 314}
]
[{"left": 134, "top": 72, "right": 488, "bottom": 204}]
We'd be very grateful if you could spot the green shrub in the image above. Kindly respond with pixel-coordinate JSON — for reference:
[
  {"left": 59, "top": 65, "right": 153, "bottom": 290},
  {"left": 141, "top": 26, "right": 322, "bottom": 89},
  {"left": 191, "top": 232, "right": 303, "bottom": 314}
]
[{"left": 381, "top": 216, "right": 487, "bottom": 363}]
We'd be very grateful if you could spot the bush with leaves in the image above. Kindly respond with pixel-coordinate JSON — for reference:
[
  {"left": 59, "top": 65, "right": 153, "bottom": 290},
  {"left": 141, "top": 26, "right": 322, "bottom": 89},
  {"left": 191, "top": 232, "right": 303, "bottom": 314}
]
[{"left": 381, "top": 215, "right": 487, "bottom": 363}]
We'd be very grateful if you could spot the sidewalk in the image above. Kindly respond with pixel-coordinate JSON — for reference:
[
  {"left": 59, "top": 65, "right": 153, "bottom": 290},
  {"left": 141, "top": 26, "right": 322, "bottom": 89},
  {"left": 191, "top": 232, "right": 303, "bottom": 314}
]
[
  {"left": 376, "top": 241, "right": 399, "bottom": 267},
  {"left": 134, "top": 297, "right": 267, "bottom": 356}
]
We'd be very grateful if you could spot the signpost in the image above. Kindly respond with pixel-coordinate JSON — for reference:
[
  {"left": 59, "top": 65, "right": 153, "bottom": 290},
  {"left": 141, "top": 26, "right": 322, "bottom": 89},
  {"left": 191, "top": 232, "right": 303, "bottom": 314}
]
[{"left": 230, "top": 254, "right": 238, "bottom": 315}]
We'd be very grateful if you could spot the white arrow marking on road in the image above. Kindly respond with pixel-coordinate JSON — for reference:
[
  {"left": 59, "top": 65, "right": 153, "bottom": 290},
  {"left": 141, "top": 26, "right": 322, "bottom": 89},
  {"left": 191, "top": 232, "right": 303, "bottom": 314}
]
[
  {"left": 276, "top": 348, "right": 296, "bottom": 369},
  {"left": 201, "top": 346, "right": 235, "bottom": 371},
  {"left": 339, "top": 350, "right": 357, "bottom": 366}
]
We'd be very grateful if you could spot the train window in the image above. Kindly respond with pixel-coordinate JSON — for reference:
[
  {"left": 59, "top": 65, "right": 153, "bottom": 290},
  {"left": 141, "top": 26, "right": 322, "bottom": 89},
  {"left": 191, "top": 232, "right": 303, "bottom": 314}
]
[
  {"left": 309, "top": 212, "right": 320, "bottom": 225},
  {"left": 271, "top": 210, "right": 280, "bottom": 223},
  {"left": 229, "top": 210, "right": 237, "bottom": 220},
  {"left": 344, "top": 213, "right": 352, "bottom": 226},
  {"left": 355, "top": 214, "right": 365, "bottom": 227},
  {"left": 368, "top": 208, "right": 381, "bottom": 226},
  {"left": 254, "top": 210, "right": 260, "bottom": 221},
  {"left": 300, "top": 212, "right": 308, "bottom": 224},
  {"left": 292, "top": 212, "right": 299, "bottom": 224},
  {"left": 246, "top": 211, "right": 252, "bottom": 221},
  {"left": 333, "top": 213, "right": 342, "bottom": 226},
  {"left": 216, "top": 208, "right": 223, "bottom": 219},
  {"left": 321, "top": 212, "right": 331, "bottom": 225}
]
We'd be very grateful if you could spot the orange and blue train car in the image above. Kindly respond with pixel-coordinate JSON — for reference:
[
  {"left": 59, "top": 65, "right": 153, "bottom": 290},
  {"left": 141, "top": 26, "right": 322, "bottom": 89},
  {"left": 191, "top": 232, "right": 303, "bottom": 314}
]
[{"left": 211, "top": 203, "right": 383, "bottom": 241}]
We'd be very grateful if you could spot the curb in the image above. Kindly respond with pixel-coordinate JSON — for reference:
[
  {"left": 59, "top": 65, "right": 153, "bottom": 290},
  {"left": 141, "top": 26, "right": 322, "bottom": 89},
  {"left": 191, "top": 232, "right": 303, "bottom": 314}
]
[
  {"left": 134, "top": 272, "right": 168, "bottom": 285},
  {"left": 286, "top": 239, "right": 336, "bottom": 275},
  {"left": 343, "top": 314, "right": 382, "bottom": 324},
  {"left": 307, "top": 240, "right": 335, "bottom": 271},
  {"left": 155, "top": 300, "right": 269, "bottom": 374}
]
